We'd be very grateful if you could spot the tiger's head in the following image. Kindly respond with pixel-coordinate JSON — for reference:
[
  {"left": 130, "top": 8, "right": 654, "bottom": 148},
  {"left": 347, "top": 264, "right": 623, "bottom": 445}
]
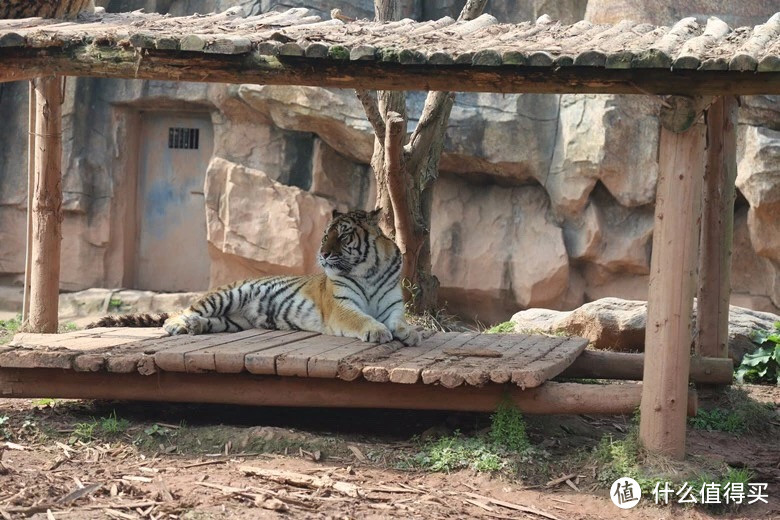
[{"left": 318, "top": 208, "right": 395, "bottom": 277}]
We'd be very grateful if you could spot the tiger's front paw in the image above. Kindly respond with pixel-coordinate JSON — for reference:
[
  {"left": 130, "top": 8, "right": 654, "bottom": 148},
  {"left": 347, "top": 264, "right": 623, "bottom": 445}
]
[
  {"left": 362, "top": 323, "right": 393, "bottom": 344},
  {"left": 392, "top": 322, "right": 421, "bottom": 347},
  {"left": 163, "top": 314, "right": 204, "bottom": 336}
]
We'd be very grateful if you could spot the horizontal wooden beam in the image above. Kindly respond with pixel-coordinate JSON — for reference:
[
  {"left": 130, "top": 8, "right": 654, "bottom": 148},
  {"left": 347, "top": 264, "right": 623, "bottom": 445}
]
[
  {"left": 558, "top": 350, "right": 733, "bottom": 384},
  {"left": 1, "top": 47, "right": 779, "bottom": 95},
  {"left": 0, "top": 368, "right": 697, "bottom": 416}
]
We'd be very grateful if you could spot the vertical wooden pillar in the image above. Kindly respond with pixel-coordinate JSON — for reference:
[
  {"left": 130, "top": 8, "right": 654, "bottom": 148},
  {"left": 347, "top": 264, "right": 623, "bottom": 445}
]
[
  {"left": 27, "top": 76, "right": 64, "bottom": 333},
  {"left": 696, "top": 96, "right": 738, "bottom": 359},
  {"left": 22, "top": 81, "right": 37, "bottom": 324},
  {"left": 640, "top": 98, "right": 705, "bottom": 459}
]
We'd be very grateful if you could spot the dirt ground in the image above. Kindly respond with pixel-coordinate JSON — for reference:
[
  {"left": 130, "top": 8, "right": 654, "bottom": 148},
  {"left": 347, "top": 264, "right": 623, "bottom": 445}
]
[{"left": 0, "top": 385, "right": 778, "bottom": 520}]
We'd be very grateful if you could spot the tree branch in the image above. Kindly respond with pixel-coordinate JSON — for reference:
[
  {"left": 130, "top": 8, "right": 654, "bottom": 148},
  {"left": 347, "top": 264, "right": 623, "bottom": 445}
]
[
  {"left": 458, "top": 0, "right": 489, "bottom": 21},
  {"left": 355, "top": 89, "right": 385, "bottom": 140},
  {"left": 409, "top": 0, "right": 486, "bottom": 164},
  {"left": 384, "top": 111, "right": 413, "bottom": 256}
]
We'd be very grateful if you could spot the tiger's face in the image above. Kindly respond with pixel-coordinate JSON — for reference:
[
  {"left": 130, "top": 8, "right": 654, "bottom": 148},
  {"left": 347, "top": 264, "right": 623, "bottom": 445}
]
[{"left": 319, "top": 208, "right": 384, "bottom": 277}]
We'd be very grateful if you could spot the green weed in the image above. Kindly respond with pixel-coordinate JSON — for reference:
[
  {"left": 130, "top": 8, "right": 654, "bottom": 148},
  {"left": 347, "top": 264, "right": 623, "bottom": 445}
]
[
  {"left": 736, "top": 323, "right": 780, "bottom": 385},
  {"left": 71, "top": 411, "right": 129, "bottom": 442},
  {"left": 33, "top": 398, "right": 60, "bottom": 408},
  {"left": 411, "top": 434, "right": 505, "bottom": 472},
  {"left": 72, "top": 420, "right": 97, "bottom": 442},
  {"left": 99, "top": 410, "right": 130, "bottom": 435},
  {"left": 0, "top": 415, "right": 10, "bottom": 440},
  {"left": 485, "top": 321, "right": 515, "bottom": 334},
  {"left": 0, "top": 315, "right": 21, "bottom": 345},
  {"left": 490, "top": 401, "right": 530, "bottom": 452},
  {"left": 689, "top": 388, "right": 775, "bottom": 435},
  {"left": 59, "top": 322, "right": 79, "bottom": 333},
  {"left": 405, "top": 402, "right": 533, "bottom": 474}
]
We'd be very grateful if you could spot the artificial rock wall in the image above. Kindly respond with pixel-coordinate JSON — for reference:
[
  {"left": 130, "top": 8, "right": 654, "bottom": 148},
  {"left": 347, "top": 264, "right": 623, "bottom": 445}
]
[{"left": 0, "top": 0, "right": 778, "bottom": 323}]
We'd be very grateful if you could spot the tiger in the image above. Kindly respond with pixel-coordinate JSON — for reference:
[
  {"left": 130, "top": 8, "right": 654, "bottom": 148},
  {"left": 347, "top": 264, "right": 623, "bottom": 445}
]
[{"left": 88, "top": 209, "right": 421, "bottom": 347}]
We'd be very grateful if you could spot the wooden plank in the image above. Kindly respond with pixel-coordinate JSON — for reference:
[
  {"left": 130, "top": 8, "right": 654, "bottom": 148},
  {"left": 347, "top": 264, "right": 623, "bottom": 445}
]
[
  {"left": 389, "top": 332, "right": 476, "bottom": 384},
  {"left": 154, "top": 330, "right": 267, "bottom": 372},
  {"left": 183, "top": 329, "right": 277, "bottom": 372},
  {"left": 355, "top": 331, "right": 453, "bottom": 382},
  {"left": 0, "top": 368, "right": 698, "bottom": 417},
  {"left": 485, "top": 335, "right": 558, "bottom": 384},
  {"left": 276, "top": 336, "right": 362, "bottom": 377},
  {"left": 27, "top": 75, "right": 63, "bottom": 333},
  {"left": 420, "top": 334, "right": 509, "bottom": 388},
  {"left": 461, "top": 334, "right": 538, "bottom": 387},
  {"left": 307, "top": 339, "right": 382, "bottom": 379},
  {"left": 510, "top": 337, "right": 588, "bottom": 389},
  {"left": 213, "top": 330, "right": 319, "bottom": 373},
  {"left": 336, "top": 342, "right": 407, "bottom": 382},
  {"left": 73, "top": 334, "right": 171, "bottom": 373},
  {"left": 11, "top": 328, "right": 121, "bottom": 346},
  {"left": 106, "top": 333, "right": 215, "bottom": 375},
  {"left": 0, "top": 347, "right": 73, "bottom": 369},
  {"left": 184, "top": 329, "right": 295, "bottom": 373},
  {"left": 696, "top": 96, "right": 737, "bottom": 359},
  {"left": 640, "top": 117, "right": 705, "bottom": 460},
  {"left": 247, "top": 334, "right": 356, "bottom": 376}
]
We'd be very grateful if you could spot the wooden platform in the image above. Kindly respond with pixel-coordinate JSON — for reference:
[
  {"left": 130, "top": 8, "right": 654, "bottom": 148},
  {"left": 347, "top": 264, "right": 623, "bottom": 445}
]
[
  {"left": 0, "top": 328, "right": 702, "bottom": 415},
  {"left": 2, "top": 328, "right": 588, "bottom": 389}
]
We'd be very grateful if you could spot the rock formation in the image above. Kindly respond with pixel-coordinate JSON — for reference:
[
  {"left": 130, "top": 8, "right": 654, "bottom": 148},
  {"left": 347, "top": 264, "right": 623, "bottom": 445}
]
[
  {"left": 511, "top": 297, "right": 780, "bottom": 362},
  {"left": 0, "top": 0, "right": 778, "bottom": 324}
]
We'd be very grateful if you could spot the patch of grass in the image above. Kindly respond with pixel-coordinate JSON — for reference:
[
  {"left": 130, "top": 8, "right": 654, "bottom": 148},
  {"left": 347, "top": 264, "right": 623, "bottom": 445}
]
[
  {"left": 0, "top": 314, "right": 22, "bottom": 345},
  {"left": 72, "top": 420, "right": 98, "bottom": 442},
  {"left": 108, "top": 297, "right": 124, "bottom": 312},
  {"left": 33, "top": 398, "right": 60, "bottom": 408},
  {"left": 411, "top": 434, "right": 506, "bottom": 472},
  {"left": 71, "top": 411, "right": 129, "bottom": 442},
  {"left": 59, "top": 322, "right": 79, "bottom": 333},
  {"left": 404, "top": 402, "right": 535, "bottom": 474},
  {"left": 485, "top": 321, "right": 515, "bottom": 334},
  {"left": 0, "top": 415, "right": 10, "bottom": 440},
  {"left": 489, "top": 401, "right": 530, "bottom": 452},
  {"left": 99, "top": 410, "right": 130, "bottom": 435},
  {"left": 689, "top": 387, "right": 776, "bottom": 435}
]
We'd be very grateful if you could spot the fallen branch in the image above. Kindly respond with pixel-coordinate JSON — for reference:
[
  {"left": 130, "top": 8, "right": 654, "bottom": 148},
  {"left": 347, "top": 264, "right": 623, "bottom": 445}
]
[
  {"left": 545, "top": 473, "right": 577, "bottom": 488},
  {"left": 463, "top": 492, "right": 563, "bottom": 520},
  {"left": 239, "top": 466, "right": 362, "bottom": 498},
  {"left": 57, "top": 482, "right": 102, "bottom": 505},
  {"left": 182, "top": 459, "right": 228, "bottom": 469}
]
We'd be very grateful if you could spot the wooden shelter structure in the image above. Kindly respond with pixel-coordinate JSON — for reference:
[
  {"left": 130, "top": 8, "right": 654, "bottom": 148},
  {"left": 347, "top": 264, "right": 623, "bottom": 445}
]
[{"left": 1, "top": 7, "right": 779, "bottom": 459}]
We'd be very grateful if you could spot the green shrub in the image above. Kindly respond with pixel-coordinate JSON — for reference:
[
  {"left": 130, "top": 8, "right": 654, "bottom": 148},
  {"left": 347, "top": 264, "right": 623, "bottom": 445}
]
[{"left": 736, "top": 322, "right": 780, "bottom": 385}]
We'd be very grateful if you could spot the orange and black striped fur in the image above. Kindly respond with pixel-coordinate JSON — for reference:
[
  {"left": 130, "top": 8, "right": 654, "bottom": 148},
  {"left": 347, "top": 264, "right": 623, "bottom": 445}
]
[{"left": 89, "top": 209, "right": 420, "bottom": 346}]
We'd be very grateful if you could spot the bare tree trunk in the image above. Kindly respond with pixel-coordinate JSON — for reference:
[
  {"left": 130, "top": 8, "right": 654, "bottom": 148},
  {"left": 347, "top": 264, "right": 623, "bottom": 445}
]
[{"left": 357, "top": 0, "right": 487, "bottom": 313}]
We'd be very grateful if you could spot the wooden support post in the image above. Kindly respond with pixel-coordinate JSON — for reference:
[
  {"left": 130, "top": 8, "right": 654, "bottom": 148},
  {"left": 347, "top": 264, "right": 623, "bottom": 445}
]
[
  {"left": 27, "top": 76, "right": 64, "bottom": 333},
  {"left": 21, "top": 81, "right": 37, "bottom": 324},
  {"left": 640, "top": 98, "right": 705, "bottom": 459},
  {"left": 696, "top": 96, "right": 738, "bottom": 359}
]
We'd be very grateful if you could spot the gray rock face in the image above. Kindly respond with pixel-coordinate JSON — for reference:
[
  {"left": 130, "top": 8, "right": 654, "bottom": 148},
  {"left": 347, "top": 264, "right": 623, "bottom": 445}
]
[
  {"left": 0, "top": 0, "right": 779, "bottom": 322},
  {"left": 511, "top": 297, "right": 780, "bottom": 362}
]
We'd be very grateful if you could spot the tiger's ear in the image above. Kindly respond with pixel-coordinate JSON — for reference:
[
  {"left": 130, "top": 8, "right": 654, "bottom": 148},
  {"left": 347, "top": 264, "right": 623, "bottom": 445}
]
[
  {"left": 368, "top": 208, "right": 382, "bottom": 226},
  {"left": 331, "top": 209, "right": 342, "bottom": 219}
]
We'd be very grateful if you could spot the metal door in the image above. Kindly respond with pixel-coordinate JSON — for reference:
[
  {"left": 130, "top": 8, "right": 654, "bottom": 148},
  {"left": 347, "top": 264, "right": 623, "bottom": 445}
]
[{"left": 135, "top": 112, "right": 213, "bottom": 291}]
